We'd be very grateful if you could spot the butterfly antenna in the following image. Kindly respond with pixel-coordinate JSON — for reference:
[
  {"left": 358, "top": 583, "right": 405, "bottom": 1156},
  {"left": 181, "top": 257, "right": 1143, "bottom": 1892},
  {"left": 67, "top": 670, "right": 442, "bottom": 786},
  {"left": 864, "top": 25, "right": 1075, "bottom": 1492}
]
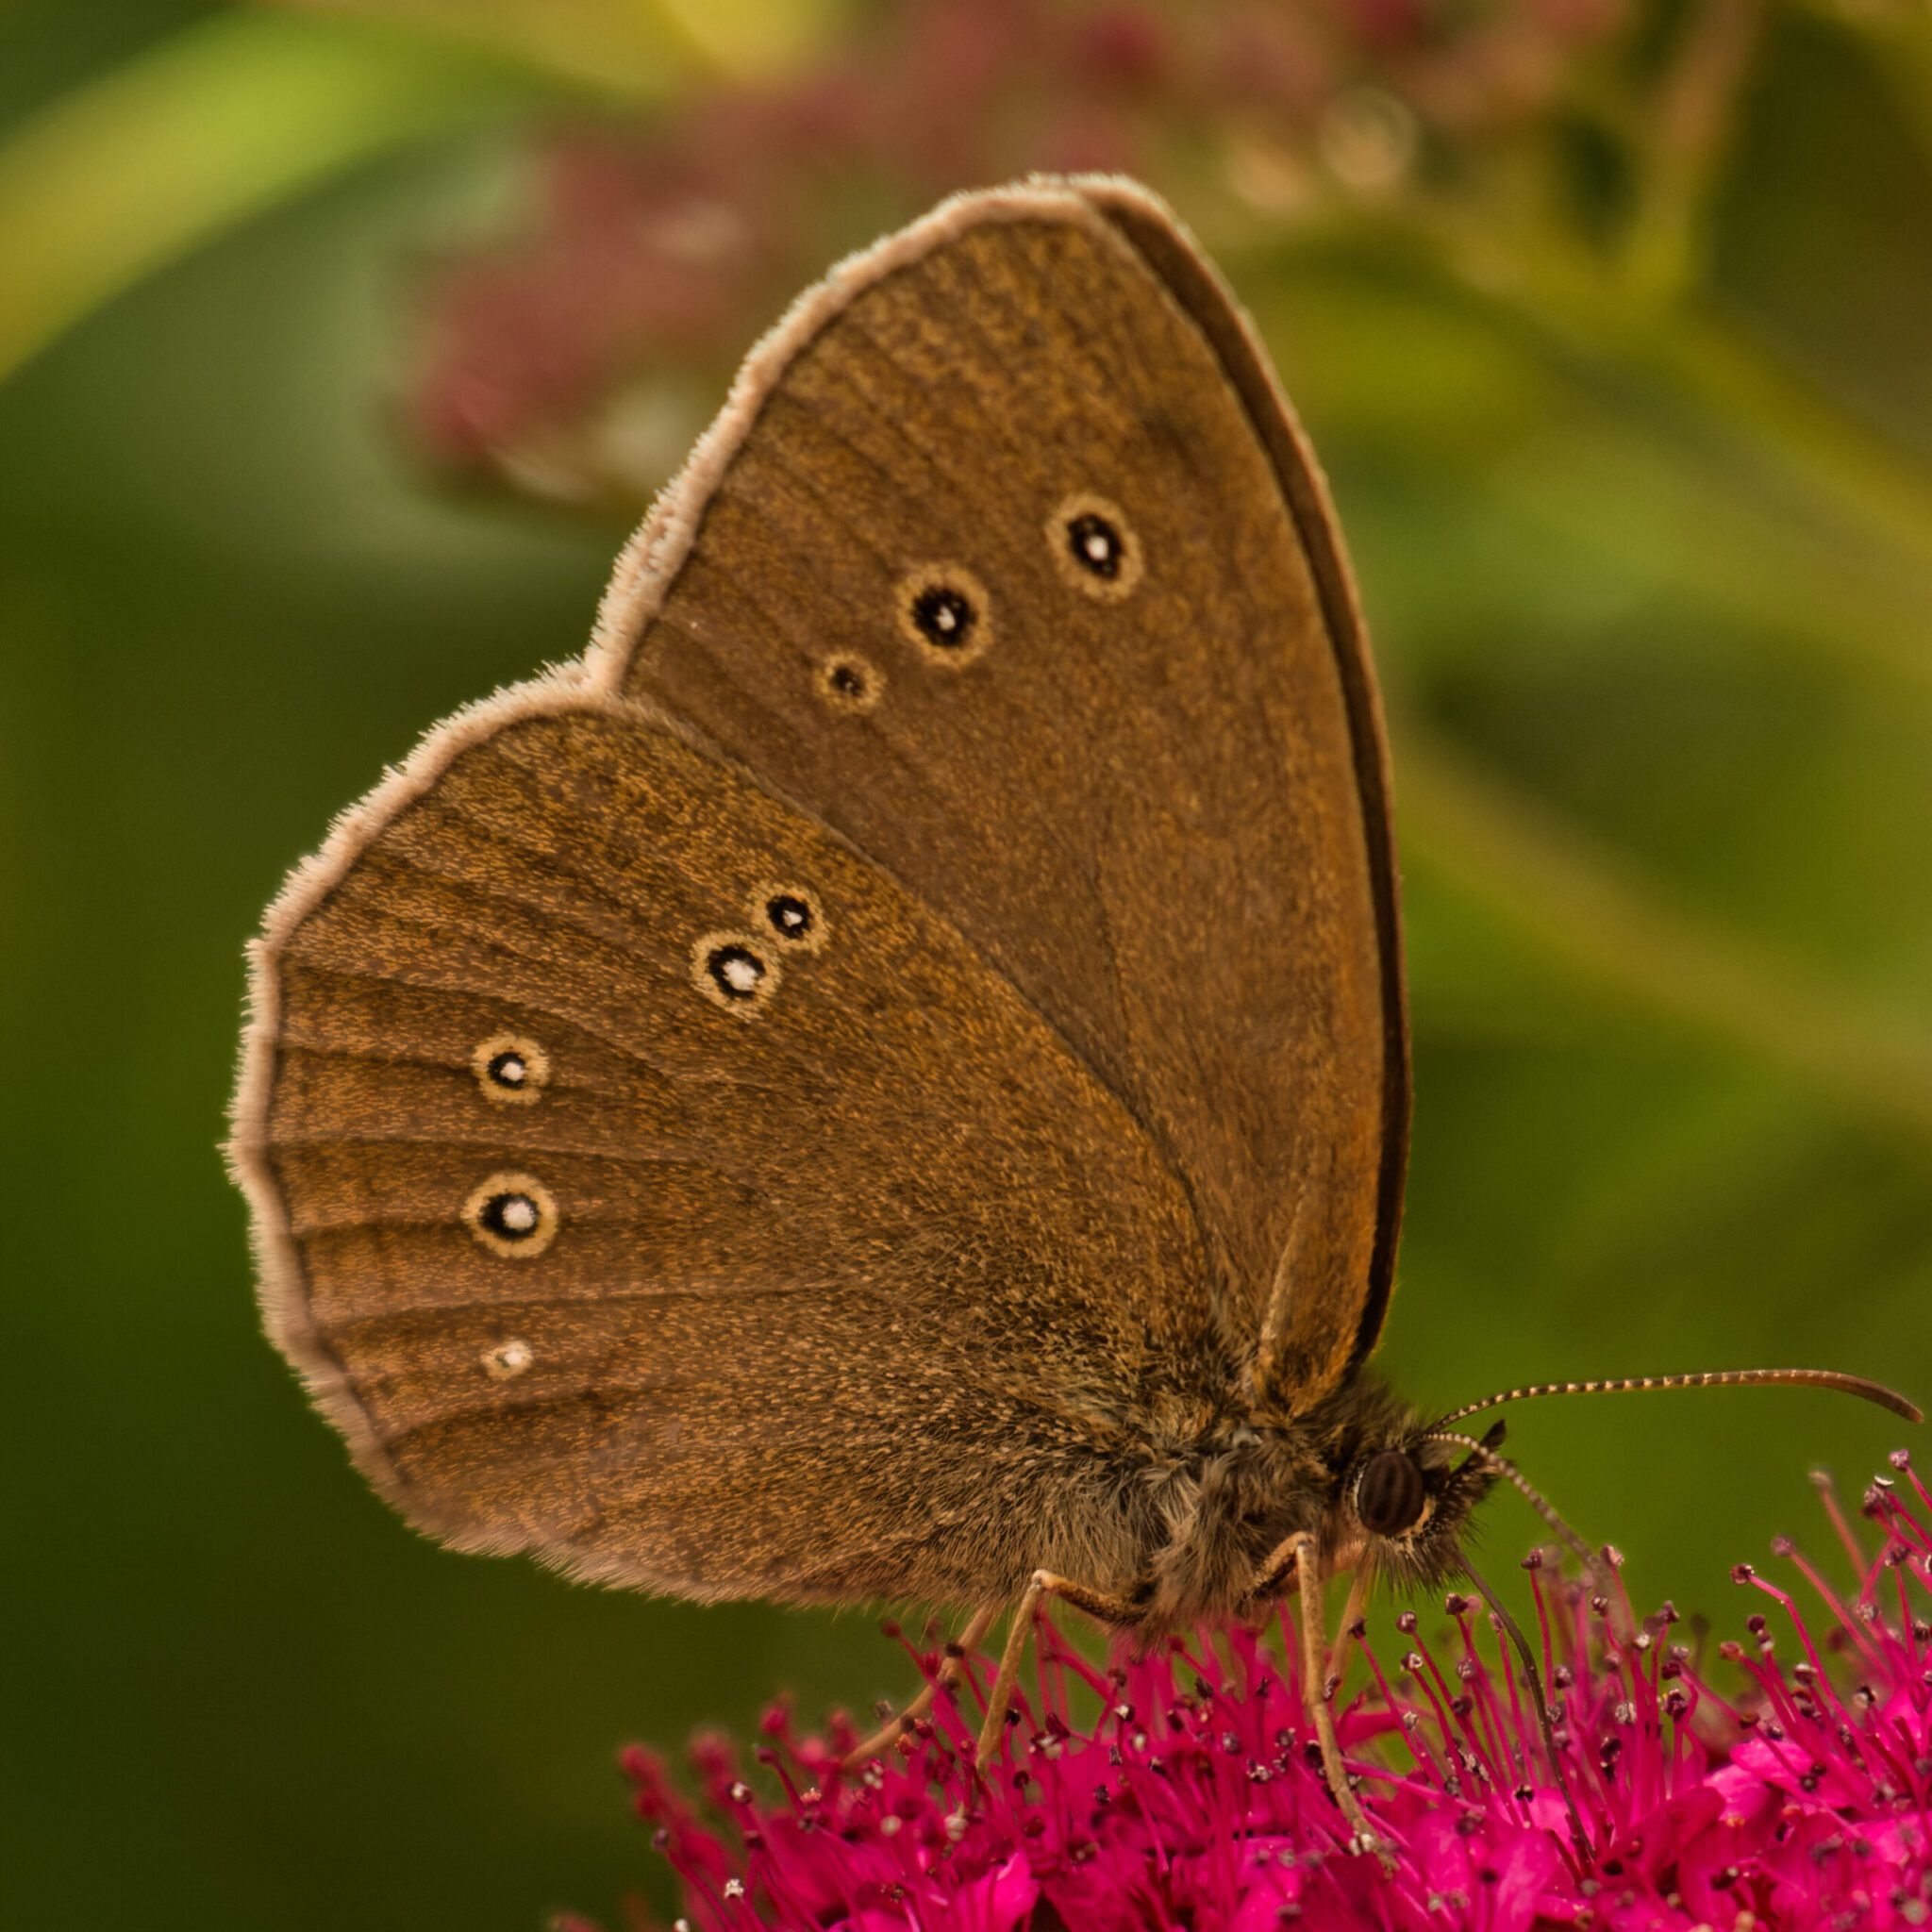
[
  {"left": 1433, "top": 1368, "right": 1921, "bottom": 1433},
  {"left": 1424, "top": 1430, "right": 1600, "bottom": 1583},
  {"left": 1457, "top": 1545, "right": 1592, "bottom": 1867}
]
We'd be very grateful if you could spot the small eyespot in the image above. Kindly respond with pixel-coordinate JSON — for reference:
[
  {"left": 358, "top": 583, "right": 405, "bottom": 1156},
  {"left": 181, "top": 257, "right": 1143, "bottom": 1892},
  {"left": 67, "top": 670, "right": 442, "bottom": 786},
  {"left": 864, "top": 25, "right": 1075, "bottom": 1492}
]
[
  {"left": 483, "top": 1338, "right": 532, "bottom": 1381},
  {"left": 472, "top": 1031, "right": 549, "bottom": 1106},
  {"left": 816, "top": 653, "right": 883, "bottom": 714},
  {"left": 895, "top": 565, "right": 992, "bottom": 667},
  {"left": 691, "top": 931, "right": 781, "bottom": 1015},
  {"left": 711, "top": 945, "right": 764, "bottom": 998},
  {"left": 463, "top": 1173, "right": 558, "bottom": 1258},
  {"left": 749, "top": 882, "right": 827, "bottom": 954},
  {"left": 1048, "top": 493, "right": 1143, "bottom": 601}
]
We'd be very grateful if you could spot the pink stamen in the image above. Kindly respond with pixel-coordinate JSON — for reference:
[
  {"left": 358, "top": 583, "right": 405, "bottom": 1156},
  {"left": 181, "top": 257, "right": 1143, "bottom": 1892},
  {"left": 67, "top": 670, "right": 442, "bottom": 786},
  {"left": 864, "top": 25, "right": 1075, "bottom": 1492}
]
[{"left": 593, "top": 1457, "right": 1932, "bottom": 1932}]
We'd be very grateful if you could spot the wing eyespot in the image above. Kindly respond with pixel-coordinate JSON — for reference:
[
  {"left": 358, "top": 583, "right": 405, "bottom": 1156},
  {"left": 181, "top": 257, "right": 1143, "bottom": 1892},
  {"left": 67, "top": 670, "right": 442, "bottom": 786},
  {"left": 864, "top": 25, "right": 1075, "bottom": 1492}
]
[
  {"left": 472, "top": 1031, "right": 549, "bottom": 1106},
  {"left": 895, "top": 565, "right": 992, "bottom": 668},
  {"left": 749, "top": 882, "right": 827, "bottom": 954},
  {"left": 482, "top": 1338, "right": 533, "bottom": 1380},
  {"left": 463, "top": 1173, "right": 558, "bottom": 1258},
  {"left": 1048, "top": 493, "right": 1143, "bottom": 601},
  {"left": 691, "top": 931, "right": 781, "bottom": 1015},
  {"left": 815, "top": 653, "right": 884, "bottom": 714}
]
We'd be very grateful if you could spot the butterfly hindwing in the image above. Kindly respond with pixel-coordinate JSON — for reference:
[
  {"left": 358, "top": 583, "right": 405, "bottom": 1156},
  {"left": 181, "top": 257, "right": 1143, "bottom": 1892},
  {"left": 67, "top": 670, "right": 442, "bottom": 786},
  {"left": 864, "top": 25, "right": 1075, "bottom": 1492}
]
[{"left": 235, "top": 687, "right": 1214, "bottom": 1599}]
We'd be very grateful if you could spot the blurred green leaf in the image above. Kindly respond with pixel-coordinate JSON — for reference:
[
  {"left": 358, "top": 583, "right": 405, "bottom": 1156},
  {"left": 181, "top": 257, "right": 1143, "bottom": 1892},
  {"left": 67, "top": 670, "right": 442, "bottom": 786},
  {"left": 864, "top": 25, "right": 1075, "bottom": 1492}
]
[
  {"left": 1251, "top": 240, "right": 1932, "bottom": 697},
  {"left": 0, "top": 10, "right": 541, "bottom": 387},
  {"left": 256, "top": 0, "right": 849, "bottom": 94},
  {"left": 1396, "top": 723, "right": 1932, "bottom": 1147}
]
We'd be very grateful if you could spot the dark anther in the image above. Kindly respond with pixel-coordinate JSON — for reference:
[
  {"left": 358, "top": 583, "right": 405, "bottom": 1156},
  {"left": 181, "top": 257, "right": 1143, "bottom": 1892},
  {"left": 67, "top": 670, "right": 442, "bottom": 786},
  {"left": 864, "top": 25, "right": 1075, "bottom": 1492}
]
[
  {"left": 910, "top": 584, "right": 975, "bottom": 649},
  {"left": 486, "top": 1050, "right": 527, "bottom": 1088},
  {"left": 830, "top": 662, "right": 867, "bottom": 697},
  {"left": 1065, "top": 511, "right": 1124, "bottom": 579},
  {"left": 1357, "top": 1448, "right": 1427, "bottom": 1536}
]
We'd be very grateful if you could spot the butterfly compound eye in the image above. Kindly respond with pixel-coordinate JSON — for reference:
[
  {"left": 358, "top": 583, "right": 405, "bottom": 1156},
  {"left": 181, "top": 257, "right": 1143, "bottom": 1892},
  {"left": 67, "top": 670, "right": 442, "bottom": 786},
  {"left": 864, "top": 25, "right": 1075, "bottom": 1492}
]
[{"left": 1356, "top": 1448, "right": 1427, "bottom": 1537}]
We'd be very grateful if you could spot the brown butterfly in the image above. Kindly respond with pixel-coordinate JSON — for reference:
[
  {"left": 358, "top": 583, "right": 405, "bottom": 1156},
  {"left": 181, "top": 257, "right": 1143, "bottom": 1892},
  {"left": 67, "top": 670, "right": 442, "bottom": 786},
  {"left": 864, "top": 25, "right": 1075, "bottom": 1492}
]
[{"left": 229, "top": 176, "right": 1916, "bottom": 1857}]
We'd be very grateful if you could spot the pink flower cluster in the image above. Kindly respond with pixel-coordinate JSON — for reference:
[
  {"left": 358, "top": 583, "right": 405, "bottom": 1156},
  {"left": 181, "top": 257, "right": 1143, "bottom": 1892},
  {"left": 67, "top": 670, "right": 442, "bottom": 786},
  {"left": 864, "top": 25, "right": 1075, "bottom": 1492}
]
[
  {"left": 404, "top": 0, "right": 1628, "bottom": 480},
  {"left": 602, "top": 1457, "right": 1932, "bottom": 1932}
]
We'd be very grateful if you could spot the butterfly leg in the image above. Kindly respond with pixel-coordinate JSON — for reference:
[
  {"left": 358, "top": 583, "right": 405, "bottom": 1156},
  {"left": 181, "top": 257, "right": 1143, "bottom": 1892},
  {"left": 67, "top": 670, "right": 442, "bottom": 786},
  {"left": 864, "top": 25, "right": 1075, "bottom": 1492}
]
[
  {"left": 843, "top": 1603, "right": 999, "bottom": 1766},
  {"left": 974, "top": 1570, "right": 1141, "bottom": 1770},
  {"left": 1251, "top": 1531, "right": 1390, "bottom": 1863}
]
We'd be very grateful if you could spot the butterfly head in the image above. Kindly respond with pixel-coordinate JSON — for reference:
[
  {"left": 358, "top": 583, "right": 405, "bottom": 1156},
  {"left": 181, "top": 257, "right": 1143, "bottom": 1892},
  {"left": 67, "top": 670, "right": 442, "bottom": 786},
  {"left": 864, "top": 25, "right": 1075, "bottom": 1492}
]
[
  {"left": 1236, "top": 1378, "right": 1503, "bottom": 1599},
  {"left": 1328, "top": 1416, "right": 1503, "bottom": 1591}
]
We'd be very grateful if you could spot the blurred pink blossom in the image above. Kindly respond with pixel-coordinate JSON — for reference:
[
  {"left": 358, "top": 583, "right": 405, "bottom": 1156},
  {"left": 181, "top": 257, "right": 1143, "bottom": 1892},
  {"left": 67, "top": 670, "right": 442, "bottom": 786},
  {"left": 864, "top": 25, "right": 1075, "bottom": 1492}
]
[{"left": 401, "top": 0, "right": 1628, "bottom": 484}]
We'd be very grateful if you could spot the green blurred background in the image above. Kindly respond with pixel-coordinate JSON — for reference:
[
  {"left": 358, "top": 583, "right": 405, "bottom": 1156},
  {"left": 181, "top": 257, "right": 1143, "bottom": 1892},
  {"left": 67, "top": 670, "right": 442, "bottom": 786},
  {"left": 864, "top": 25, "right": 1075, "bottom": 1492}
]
[{"left": 4, "top": 1, "right": 1929, "bottom": 1925}]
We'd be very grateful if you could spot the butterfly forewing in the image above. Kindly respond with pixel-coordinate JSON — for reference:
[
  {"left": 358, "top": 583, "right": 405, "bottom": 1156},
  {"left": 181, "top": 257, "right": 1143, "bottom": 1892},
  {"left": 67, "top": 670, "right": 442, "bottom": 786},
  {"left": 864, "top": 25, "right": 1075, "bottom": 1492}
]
[
  {"left": 600, "top": 182, "right": 1407, "bottom": 1402},
  {"left": 235, "top": 179, "right": 1410, "bottom": 1612},
  {"left": 242, "top": 692, "right": 1215, "bottom": 1598}
]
